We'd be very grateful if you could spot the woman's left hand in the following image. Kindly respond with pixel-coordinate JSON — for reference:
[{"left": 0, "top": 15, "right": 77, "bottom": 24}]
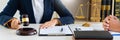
[{"left": 40, "top": 19, "right": 59, "bottom": 29}]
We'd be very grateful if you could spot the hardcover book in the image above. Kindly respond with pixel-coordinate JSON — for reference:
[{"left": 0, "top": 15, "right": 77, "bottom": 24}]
[
  {"left": 74, "top": 31, "right": 113, "bottom": 40},
  {"left": 115, "top": 0, "right": 120, "bottom": 19},
  {"left": 90, "top": 0, "right": 101, "bottom": 22}
]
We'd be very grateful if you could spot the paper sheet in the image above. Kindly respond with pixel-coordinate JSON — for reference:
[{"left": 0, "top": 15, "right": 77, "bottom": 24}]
[
  {"left": 39, "top": 26, "right": 72, "bottom": 36},
  {"left": 75, "top": 27, "right": 94, "bottom": 31}
]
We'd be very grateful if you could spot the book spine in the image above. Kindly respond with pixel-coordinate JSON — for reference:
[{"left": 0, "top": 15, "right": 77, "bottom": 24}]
[
  {"left": 100, "top": 0, "right": 107, "bottom": 21},
  {"left": 115, "top": 0, "right": 120, "bottom": 19},
  {"left": 90, "top": 0, "right": 101, "bottom": 22},
  {"left": 106, "top": 0, "right": 112, "bottom": 16}
]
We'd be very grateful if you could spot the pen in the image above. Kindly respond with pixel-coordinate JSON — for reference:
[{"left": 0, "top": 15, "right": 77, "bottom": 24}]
[
  {"left": 75, "top": 28, "right": 78, "bottom": 31},
  {"left": 60, "top": 28, "right": 63, "bottom": 32},
  {"left": 75, "top": 28, "right": 81, "bottom": 31}
]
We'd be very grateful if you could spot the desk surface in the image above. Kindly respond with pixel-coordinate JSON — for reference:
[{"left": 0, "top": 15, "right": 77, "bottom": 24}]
[
  {"left": 0, "top": 24, "right": 73, "bottom": 40},
  {"left": 0, "top": 22, "right": 120, "bottom": 40}
]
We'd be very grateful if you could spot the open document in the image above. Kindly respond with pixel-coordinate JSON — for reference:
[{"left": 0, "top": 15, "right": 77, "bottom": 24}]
[{"left": 39, "top": 26, "right": 73, "bottom": 36}]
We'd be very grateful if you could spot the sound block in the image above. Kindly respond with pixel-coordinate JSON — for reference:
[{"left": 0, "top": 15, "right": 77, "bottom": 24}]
[{"left": 16, "top": 27, "right": 37, "bottom": 36}]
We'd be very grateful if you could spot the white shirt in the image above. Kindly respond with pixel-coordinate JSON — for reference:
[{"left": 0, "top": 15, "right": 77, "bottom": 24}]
[{"left": 32, "top": 0, "right": 44, "bottom": 24}]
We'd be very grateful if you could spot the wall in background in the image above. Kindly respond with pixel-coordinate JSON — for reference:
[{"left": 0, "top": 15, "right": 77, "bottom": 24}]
[
  {"left": 0, "top": 0, "right": 20, "bottom": 19},
  {"left": 61, "top": 0, "right": 90, "bottom": 21}
]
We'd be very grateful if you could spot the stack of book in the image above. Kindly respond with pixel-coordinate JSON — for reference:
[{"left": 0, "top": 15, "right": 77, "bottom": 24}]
[{"left": 100, "top": 0, "right": 112, "bottom": 21}]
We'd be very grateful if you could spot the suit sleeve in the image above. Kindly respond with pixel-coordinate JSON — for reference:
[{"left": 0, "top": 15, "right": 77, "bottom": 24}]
[
  {"left": 0, "top": 0, "right": 18, "bottom": 27},
  {"left": 54, "top": 0, "right": 74, "bottom": 25}
]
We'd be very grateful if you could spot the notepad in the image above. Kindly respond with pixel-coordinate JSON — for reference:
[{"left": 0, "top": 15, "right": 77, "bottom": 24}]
[{"left": 39, "top": 26, "right": 73, "bottom": 36}]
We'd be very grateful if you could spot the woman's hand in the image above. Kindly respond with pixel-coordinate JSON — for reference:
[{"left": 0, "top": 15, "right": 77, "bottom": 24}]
[
  {"left": 10, "top": 18, "right": 21, "bottom": 29},
  {"left": 40, "top": 19, "right": 59, "bottom": 29}
]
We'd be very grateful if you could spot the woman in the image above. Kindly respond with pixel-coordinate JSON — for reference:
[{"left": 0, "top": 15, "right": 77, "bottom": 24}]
[{"left": 0, "top": 0, "right": 74, "bottom": 29}]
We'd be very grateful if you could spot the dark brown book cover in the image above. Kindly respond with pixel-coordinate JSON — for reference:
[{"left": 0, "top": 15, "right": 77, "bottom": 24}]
[
  {"left": 115, "top": 0, "right": 120, "bottom": 19},
  {"left": 106, "top": 0, "right": 112, "bottom": 16},
  {"left": 101, "top": 0, "right": 107, "bottom": 21}
]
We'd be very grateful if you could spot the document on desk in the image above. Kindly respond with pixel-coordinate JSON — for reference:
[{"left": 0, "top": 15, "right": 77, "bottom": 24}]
[
  {"left": 75, "top": 27, "right": 94, "bottom": 31},
  {"left": 39, "top": 26, "right": 73, "bottom": 36}
]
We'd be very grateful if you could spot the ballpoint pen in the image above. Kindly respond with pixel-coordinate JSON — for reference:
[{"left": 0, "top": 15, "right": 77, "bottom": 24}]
[
  {"left": 75, "top": 28, "right": 81, "bottom": 31},
  {"left": 60, "top": 28, "right": 63, "bottom": 32}
]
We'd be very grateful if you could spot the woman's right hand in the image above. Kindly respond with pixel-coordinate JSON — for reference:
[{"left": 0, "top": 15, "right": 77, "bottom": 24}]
[{"left": 10, "top": 18, "right": 21, "bottom": 29}]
